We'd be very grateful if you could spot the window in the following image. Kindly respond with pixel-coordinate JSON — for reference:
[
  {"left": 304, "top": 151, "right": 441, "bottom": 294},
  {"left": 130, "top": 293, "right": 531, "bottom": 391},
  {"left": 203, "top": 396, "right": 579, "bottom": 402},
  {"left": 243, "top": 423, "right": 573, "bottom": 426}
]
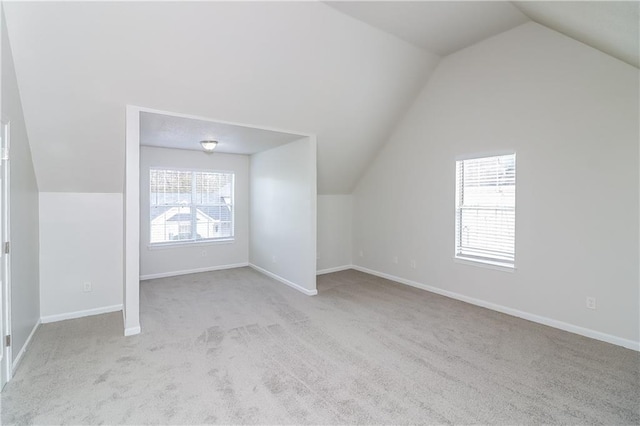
[
  {"left": 455, "top": 154, "right": 515, "bottom": 267},
  {"left": 150, "top": 169, "right": 234, "bottom": 245}
]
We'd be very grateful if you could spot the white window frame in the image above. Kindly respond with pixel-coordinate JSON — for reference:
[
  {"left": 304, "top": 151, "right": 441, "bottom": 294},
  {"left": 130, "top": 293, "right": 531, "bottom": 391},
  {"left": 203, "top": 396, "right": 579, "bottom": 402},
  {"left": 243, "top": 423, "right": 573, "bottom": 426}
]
[
  {"left": 454, "top": 153, "right": 516, "bottom": 269},
  {"left": 149, "top": 167, "right": 235, "bottom": 247}
]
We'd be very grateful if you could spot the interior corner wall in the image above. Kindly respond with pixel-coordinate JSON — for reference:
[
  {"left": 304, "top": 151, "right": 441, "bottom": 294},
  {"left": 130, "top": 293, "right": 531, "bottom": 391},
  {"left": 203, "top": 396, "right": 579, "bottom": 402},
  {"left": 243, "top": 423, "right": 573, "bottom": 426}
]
[
  {"left": 353, "top": 22, "right": 640, "bottom": 347},
  {"left": 317, "top": 194, "right": 352, "bottom": 272},
  {"left": 250, "top": 138, "right": 317, "bottom": 294},
  {"left": 2, "top": 10, "right": 40, "bottom": 363},
  {"left": 39, "top": 193, "right": 123, "bottom": 320},
  {"left": 139, "top": 146, "right": 249, "bottom": 278}
]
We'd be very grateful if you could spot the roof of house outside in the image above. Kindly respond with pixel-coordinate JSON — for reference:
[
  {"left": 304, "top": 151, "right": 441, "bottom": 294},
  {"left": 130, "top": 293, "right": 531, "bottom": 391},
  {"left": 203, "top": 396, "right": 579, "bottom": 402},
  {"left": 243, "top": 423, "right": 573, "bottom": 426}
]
[{"left": 151, "top": 197, "right": 232, "bottom": 223}]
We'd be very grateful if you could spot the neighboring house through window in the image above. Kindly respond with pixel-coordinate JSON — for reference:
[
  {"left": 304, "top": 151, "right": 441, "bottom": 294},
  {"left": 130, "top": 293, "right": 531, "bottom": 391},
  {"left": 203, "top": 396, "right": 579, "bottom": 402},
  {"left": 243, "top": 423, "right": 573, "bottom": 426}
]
[
  {"left": 150, "top": 168, "right": 234, "bottom": 244},
  {"left": 455, "top": 153, "right": 516, "bottom": 267}
]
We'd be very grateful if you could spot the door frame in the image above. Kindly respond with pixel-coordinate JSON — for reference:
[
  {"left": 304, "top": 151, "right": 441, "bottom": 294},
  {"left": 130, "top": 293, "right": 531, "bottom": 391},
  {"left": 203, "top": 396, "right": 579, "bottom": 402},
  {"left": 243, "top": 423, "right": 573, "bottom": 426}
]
[
  {"left": 124, "top": 105, "right": 317, "bottom": 336},
  {"left": 1, "top": 120, "right": 12, "bottom": 389}
]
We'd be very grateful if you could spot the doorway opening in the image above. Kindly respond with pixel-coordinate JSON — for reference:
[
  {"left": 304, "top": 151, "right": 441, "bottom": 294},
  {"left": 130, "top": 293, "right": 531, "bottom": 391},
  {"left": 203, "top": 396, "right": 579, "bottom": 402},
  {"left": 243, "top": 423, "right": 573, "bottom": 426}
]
[{"left": 124, "top": 106, "right": 318, "bottom": 336}]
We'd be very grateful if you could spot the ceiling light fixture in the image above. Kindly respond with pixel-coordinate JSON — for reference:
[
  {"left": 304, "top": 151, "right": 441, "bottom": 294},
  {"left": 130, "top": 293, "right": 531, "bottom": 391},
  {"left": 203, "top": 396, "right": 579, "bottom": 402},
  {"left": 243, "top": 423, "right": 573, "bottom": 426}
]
[{"left": 200, "top": 140, "right": 218, "bottom": 152}]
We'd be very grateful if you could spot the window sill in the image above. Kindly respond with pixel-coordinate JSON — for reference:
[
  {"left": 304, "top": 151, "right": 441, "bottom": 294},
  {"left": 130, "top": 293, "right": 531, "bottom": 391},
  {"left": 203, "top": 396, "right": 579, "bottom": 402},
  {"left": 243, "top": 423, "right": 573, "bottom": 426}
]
[
  {"left": 148, "top": 238, "right": 235, "bottom": 250},
  {"left": 454, "top": 256, "right": 515, "bottom": 273}
]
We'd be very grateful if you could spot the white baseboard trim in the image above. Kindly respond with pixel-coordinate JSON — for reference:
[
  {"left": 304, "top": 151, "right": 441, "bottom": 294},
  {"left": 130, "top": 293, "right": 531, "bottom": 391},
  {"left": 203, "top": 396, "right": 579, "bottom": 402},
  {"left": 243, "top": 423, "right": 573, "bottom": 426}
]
[
  {"left": 121, "top": 309, "right": 141, "bottom": 337},
  {"left": 124, "top": 325, "right": 141, "bottom": 336},
  {"left": 12, "top": 319, "right": 41, "bottom": 373},
  {"left": 317, "top": 265, "right": 353, "bottom": 275},
  {"left": 351, "top": 265, "right": 640, "bottom": 352},
  {"left": 140, "top": 262, "right": 249, "bottom": 281},
  {"left": 249, "top": 263, "right": 318, "bottom": 296},
  {"left": 40, "top": 304, "right": 123, "bottom": 324}
]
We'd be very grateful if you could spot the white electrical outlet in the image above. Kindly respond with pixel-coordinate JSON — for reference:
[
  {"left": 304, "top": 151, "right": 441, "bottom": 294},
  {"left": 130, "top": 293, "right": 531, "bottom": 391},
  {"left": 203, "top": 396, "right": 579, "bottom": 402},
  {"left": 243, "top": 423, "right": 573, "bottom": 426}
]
[
  {"left": 410, "top": 259, "right": 416, "bottom": 269},
  {"left": 359, "top": 250, "right": 364, "bottom": 258},
  {"left": 201, "top": 250, "right": 207, "bottom": 257},
  {"left": 392, "top": 256, "right": 398, "bottom": 264},
  {"left": 272, "top": 255, "right": 277, "bottom": 263},
  {"left": 83, "top": 282, "right": 92, "bottom": 292},
  {"left": 586, "top": 297, "right": 596, "bottom": 310}
]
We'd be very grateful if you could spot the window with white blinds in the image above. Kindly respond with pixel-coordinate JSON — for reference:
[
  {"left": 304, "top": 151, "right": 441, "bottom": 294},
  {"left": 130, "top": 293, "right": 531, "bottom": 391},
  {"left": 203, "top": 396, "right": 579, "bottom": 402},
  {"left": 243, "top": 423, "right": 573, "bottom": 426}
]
[
  {"left": 149, "top": 169, "right": 234, "bottom": 244},
  {"left": 455, "top": 154, "right": 515, "bottom": 267}
]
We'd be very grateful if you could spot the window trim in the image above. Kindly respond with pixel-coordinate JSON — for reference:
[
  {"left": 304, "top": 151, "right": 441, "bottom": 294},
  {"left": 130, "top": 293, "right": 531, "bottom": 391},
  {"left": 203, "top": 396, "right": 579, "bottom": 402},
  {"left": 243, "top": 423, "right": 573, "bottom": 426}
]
[
  {"left": 149, "top": 167, "right": 235, "bottom": 247},
  {"left": 453, "top": 257, "right": 516, "bottom": 272},
  {"left": 147, "top": 238, "right": 235, "bottom": 250},
  {"left": 454, "top": 153, "right": 516, "bottom": 270},
  {"left": 455, "top": 149, "right": 516, "bottom": 162}
]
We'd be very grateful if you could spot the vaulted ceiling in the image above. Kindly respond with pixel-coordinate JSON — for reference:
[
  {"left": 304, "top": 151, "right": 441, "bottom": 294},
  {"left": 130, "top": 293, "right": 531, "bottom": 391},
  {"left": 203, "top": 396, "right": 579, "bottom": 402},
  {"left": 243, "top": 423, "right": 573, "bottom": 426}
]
[
  {"left": 326, "top": 2, "right": 530, "bottom": 56},
  {"left": 326, "top": 2, "right": 638, "bottom": 68},
  {"left": 4, "top": 1, "right": 638, "bottom": 194},
  {"left": 3, "top": 1, "right": 438, "bottom": 194},
  {"left": 140, "top": 112, "right": 304, "bottom": 155},
  {"left": 514, "top": 1, "right": 639, "bottom": 68}
]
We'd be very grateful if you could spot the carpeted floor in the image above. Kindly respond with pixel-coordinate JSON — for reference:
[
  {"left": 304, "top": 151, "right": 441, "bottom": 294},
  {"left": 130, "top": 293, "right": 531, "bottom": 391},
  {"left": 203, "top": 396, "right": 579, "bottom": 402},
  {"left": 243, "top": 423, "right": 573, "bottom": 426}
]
[{"left": 1, "top": 267, "right": 639, "bottom": 424}]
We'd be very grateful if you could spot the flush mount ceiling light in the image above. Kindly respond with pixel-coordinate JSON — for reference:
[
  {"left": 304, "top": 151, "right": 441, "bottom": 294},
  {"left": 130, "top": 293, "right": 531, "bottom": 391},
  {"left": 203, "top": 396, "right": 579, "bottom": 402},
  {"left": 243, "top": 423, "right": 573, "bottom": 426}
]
[{"left": 200, "top": 140, "right": 218, "bottom": 152}]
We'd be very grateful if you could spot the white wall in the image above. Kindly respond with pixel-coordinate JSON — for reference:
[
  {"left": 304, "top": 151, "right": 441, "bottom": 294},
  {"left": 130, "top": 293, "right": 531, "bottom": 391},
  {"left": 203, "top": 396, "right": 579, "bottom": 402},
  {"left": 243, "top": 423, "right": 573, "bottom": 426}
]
[
  {"left": 2, "top": 10, "right": 40, "bottom": 363},
  {"left": 317, "top": 195, "right": 352, "bottom": 273},
  {"left": 353, "top": 23, "right": 640, "bottom": 348},
  {"left": 139, "top": 146, "right": 249, "bottom": 278},
  {"left": 39, "top": 193, "right": 123, "bottom": 320},
  {"left": 250, "top": 138, "right": 317, "bottom": 294}
]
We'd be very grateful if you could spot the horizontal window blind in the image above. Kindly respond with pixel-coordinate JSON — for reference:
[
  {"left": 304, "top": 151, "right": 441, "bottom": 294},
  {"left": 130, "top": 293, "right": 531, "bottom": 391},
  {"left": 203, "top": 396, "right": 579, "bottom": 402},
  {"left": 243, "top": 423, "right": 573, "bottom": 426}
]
[
  {"left": 455, "top": 154, "right": 515, "bottom": 265},
  {"left": 150, "top": 169, "right": 234, "bottom": 244}
]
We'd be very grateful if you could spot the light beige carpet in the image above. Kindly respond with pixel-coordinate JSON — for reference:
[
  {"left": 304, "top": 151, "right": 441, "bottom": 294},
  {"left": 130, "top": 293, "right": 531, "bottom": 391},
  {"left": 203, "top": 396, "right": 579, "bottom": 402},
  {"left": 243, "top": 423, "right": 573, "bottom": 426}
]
[{"left": 2, "top": 267, "right": 639, "bottom": 424}]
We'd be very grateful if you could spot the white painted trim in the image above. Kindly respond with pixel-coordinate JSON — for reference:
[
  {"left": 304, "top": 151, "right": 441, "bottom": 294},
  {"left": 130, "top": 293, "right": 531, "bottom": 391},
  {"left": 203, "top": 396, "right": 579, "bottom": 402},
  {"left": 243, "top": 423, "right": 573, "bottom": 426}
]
[
  {"left": 11, "top": 319, "right": 40, "bottom": 373},
  {"left": 1, "top": 121, "right": 13, "bottom": 386},
  {"left": 124, "top": 105, "right": 141, "bottom": 337},
  {"left": 40, "top": 304, "right": 123, "bottom": 324},
  {"left": 121, "top": 298, "right": 139, "bottom": 336},
  {"left": 124, "top": 326, "right": 141, "bottom": 336},
  {"left": 147, "top": 238, "right": 235, "bottom": 250},
  {"left": 453, "top": 257, "right": 515, "bottom": 273},
  {"left": 130, "top": 105, "right": 315, "bottom": 139},
  {"left": 351, "top": 265, "right": 640, "bottom": 351},
  {"left": 249, "top": 263, "right": 318, "bottom": 296},
  {"left": 140, "top": 262, "right": 249, "bottom": 280},
  {"left": 308, "top": 136, "right": 318, "bottom": 296},
  {"left": 455, "top": 149, "right": 516, "bottom": 161},
  {"left": 316, "top": 265, "right": 352, "bottom": 275},
  {"left": 125, "top": 104, "right": 316, "bottom": 338}
]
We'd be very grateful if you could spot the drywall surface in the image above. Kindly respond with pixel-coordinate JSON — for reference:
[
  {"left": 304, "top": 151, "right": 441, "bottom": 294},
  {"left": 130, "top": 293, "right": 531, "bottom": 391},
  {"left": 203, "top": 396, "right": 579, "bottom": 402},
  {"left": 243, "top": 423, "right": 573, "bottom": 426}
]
[
  {"left": 317, "top": 195, "right": 352, "bottom": 272},
  {"left": 139, "top": 146, "right": 249, "bottom": 278},
  {"left": 3, "top": 1, "right": 438, "bottom": 194},
  {"left": 250, "top": 138, "right": 317, "bottom": 293},
  {"left": 2, "top": 12, "right": 40, "bottom": 362},
  {"left": 39, "top": 193, "right": 123, "bottom": 319},
  {"left": 353, "top": 23, "right": 640, "bottom": 345}
]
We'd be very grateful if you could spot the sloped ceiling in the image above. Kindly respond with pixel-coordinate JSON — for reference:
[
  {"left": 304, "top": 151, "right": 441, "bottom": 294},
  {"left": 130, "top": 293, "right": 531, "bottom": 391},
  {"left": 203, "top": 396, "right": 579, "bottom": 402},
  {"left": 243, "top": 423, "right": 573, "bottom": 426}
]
[
  {"left": 326, "top": 1, "right": 529, "bottom": 55},
  {"left": 5, "top": 2, "right": 637, "bottom": 195},
  {"left": 3, "top": 1, "right": 439, "bottom": 194},
  {"left": 327, "top": 1, "right": 639, "bottom": 68},
  {"left": 513, "top": 1, "right": 639, "bottom": 68},
  {"left": 140, "top": 112, "right": 303, "bottom": 155}
]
